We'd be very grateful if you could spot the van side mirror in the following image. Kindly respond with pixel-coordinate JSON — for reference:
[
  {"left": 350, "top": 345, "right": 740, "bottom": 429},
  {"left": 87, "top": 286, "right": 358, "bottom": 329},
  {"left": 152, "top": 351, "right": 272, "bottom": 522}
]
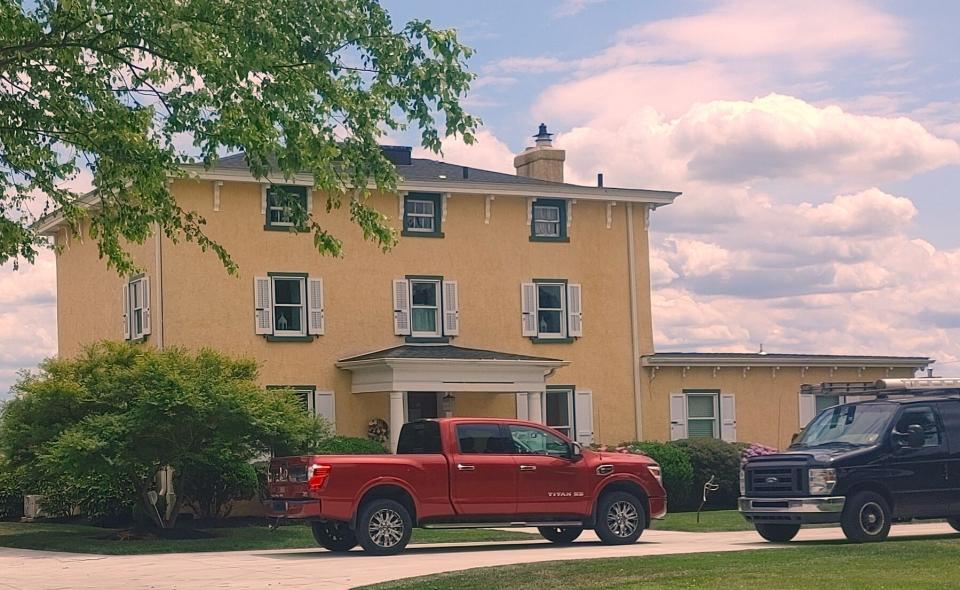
[{"left": 905, "top": 424, "right": 925, "bottom": 449}]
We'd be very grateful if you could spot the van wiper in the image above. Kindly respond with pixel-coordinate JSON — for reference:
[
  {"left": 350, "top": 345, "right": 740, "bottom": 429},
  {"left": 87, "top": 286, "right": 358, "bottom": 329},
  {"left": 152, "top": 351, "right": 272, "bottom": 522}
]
[{"left": 807, "top": 441, "right": 860, "bottom": 449}]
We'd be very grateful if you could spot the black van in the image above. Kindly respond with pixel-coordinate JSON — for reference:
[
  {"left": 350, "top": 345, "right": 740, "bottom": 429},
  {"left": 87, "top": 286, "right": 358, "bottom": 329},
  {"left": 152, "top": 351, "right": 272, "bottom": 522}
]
[{"left": 739, "top": 378, "right": 960, "bottom": 543}]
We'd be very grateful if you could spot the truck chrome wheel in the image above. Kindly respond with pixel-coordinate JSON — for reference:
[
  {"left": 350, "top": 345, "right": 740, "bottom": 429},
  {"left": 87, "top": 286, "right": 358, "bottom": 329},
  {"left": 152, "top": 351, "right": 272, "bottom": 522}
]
[
  {"left": 607, "top": 501, "right": 640, "bottom": 537},
  {"left": 368, "top": 508, "right": 405, "bottom": 548},
  {"left": 858, "top": 502, "right": 885, "bottom": 535},
  {"left": 595, "top": 491, "right": 646, "bottom": 545},
  {"left": 356, "top": 498, "right": 413, "bottom": 555}
]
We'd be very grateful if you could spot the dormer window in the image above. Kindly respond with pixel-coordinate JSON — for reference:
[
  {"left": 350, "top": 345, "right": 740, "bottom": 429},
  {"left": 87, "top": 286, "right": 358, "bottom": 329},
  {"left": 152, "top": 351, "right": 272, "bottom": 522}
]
[
  {"left": 402, "top": 193, "right": 443, "bottom": 238},
  {"left": 530, "top": 198, "right": 568, "bottom": 242}
]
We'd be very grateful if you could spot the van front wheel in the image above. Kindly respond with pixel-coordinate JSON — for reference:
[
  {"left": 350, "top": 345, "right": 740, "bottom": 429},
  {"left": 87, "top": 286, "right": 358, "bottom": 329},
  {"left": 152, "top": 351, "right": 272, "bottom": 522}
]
[
  {"left": 947, "top": 516, "right": 960, "bottom": 532},
  {"left": 754, "top": 523, "right": 800, "bottom": 542},
  {"left": 841, "top": 491, "right": 891, "bottom": 543}
]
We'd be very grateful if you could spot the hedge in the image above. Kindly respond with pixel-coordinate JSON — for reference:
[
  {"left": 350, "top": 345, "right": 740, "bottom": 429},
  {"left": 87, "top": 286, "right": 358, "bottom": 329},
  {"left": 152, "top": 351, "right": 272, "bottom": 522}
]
[{"left": 313, "top": 435, "right": 386, "bottom": 455}]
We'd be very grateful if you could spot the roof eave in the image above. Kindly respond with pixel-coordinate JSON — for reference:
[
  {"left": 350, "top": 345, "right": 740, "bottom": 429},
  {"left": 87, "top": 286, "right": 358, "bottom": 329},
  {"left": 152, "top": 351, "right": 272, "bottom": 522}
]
[
  {"left": 336, "top": 357, "right": 570, "bottom": 370},
  {"left": 641, "top": 354, "right": 933, "bottom": 369}
]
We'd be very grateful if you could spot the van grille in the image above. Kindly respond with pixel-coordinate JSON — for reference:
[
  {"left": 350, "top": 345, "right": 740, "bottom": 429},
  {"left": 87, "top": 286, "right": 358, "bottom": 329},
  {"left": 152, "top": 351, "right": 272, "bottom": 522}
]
[{"left": 745, "top": 464, "right": 806, "bottom": 496}]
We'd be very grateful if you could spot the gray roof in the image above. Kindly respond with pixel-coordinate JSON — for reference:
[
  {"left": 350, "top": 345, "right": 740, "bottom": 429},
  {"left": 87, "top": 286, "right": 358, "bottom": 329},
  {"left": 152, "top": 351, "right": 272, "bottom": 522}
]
[
  {"left": 644, "top": 352, "right": 932, "bottom": 367},
  {"left": 339, "top": 344, "right": 564, "bottom": 364},
  {"left": 212, "top": 151, "right": 679, "bottom": 195}
]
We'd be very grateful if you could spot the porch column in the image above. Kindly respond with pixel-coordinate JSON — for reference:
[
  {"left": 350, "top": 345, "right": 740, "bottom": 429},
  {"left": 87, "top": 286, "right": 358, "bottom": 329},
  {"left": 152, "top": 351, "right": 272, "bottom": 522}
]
[
  {"left": 389, "top": 391, "right": 404, "bottom": 453},
  {"left": 527, "top": 391, "right": 543, "bottom": 424}
]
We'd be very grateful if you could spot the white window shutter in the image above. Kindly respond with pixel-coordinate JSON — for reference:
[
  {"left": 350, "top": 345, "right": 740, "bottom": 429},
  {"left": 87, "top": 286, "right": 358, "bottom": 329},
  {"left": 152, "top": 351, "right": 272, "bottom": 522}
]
[
  {"left": 521, "top": 282, "right": 537, "bottom": 337},
  {"left": 254, "top": 277, "right": 273, "bottom": 335},
  {"left": 574, "top": 389, "right": 594, "bottom": 445},
  {"left": 516, "top": 393, "right": 529, "bottom": 420},
  {"left": 307, "top": 278, "right": 324, "bottom": 335},
  {"left": 393, "top": 279, "right": 410, "bottom": 335},
  {"left": 799, "top": 394, "right": 816, "bottom": 429},
  {"left": 122, "top": 282, "right": 131, "bottom": 340},
  {"left": 140, "top": 277, "right": 151, "bottom": 336},
  {"left": 314, "top": 390, "right": 336, "bottom": 430},
  {"left": 307, "top": 189, "right": 314, "bottom": 214},
  {"left": 261, "top": 185, "right": 268, "bottom": 214},
  {"left": 670, "top": 394, "right": 687, "bottom": 441},
  {"left": 442, "top": 280, "right": 460, "bottom": 336},
  {"left": 721, "top": 394, "right": 737, "bottom": 442},
  {"left": 567, "top": 283, "right": 583, "bottom": 337}
]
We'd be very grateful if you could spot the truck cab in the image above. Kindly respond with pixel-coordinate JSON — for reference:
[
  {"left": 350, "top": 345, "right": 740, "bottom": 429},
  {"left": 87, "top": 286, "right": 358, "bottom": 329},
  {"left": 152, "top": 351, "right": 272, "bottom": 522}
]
[
  {"left": 267, "top": 417, "right": 666, "bottom": 554},
  {"left": 739, "top": 378, "right": 960, "bottom": 543}
]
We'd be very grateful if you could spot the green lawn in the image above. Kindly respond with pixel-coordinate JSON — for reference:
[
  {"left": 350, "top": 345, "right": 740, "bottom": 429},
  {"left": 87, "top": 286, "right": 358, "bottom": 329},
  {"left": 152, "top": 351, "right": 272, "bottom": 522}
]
[
  {"left": 359, "top": 535, "right": 960, "bottom": 590},
  {"left": 651, "top": 510, "right": 756, "bottom": 533},
  {"left": 0, "top": 521, "right": 537, "bottom": 555}
]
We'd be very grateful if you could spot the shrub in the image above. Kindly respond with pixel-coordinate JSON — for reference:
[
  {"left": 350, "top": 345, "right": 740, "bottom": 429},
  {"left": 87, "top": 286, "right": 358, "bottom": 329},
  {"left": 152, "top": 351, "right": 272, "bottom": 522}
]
[
  {"left": 314, "top": 435, "right": 386, "bottom": 455},
  {"left": 179, "top": 459, "right": 261, "bottom": 520},
  {"left": 621, "top": 441, "right": 695, "bottom": 510},
  {"left": 669, "top": 438, "right": 743, "bottom": 510},
  {"left": 0, "top": 459, "right": 24, "bottom": 521}
]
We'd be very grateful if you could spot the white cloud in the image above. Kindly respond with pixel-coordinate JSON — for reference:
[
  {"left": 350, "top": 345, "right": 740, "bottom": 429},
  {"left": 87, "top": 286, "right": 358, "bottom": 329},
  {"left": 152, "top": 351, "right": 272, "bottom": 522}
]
[
  {"left": 417, "top": 129, "right": 516, "bottom": 174},
  {"left": 0, "top": 253, "right": 58, "bottom": 399},
  {"left": 553, "top": 0, "right": 608, "bottom": 18}
]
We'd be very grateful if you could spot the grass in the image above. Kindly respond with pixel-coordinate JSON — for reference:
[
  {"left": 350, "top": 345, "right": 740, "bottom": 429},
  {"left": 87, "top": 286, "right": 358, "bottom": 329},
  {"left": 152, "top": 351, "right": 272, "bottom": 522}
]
[
  {"left": 651, "top": 510, "right": 757, "bottom": 533},
  {"left": 359, "top": 535, "right": 960, "bottom": 590},
  {"left": 0, "top": 521, "right": 537, "bottom": 555}
]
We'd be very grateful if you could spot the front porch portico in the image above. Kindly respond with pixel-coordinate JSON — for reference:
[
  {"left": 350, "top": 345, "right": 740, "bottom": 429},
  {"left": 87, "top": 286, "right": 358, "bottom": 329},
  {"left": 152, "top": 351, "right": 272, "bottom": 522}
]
[{"left": 337, "top": 344, "right": 569, "bottom": 451}]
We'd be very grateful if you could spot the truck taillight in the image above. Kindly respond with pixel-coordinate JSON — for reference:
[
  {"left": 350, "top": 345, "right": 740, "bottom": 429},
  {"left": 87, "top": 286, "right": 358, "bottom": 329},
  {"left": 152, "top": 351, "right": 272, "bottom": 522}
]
[{"left": 308, "top": 464, "right": 331, "bottom": 492}]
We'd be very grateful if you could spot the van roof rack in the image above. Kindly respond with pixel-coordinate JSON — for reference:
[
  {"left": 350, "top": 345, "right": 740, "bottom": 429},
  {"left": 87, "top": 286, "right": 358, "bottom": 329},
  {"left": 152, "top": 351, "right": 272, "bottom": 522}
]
[{"left": 801, "top": 378, "right": 960, "bottom": 398}]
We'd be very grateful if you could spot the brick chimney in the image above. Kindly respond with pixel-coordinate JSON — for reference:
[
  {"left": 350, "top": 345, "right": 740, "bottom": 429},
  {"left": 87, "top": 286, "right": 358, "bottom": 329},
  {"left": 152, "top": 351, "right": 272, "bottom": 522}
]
[{"left": 514, "top": 123, "right": 565, "bottom": 182}]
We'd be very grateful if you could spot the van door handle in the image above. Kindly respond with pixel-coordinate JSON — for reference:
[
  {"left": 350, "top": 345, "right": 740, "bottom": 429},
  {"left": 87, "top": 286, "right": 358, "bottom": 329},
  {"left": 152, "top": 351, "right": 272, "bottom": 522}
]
[
  {"left": 457, "top": 464, "right": 475, "bottom": 471},
  {"left": 519, "top": 465, "right": 537, "bottom": 471}
]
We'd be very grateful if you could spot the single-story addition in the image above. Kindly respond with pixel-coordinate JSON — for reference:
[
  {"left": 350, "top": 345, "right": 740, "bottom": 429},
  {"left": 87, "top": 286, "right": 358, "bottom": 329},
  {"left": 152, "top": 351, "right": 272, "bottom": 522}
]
[{"left": 642, "top": 352, "right": 932, "bottom": 449}]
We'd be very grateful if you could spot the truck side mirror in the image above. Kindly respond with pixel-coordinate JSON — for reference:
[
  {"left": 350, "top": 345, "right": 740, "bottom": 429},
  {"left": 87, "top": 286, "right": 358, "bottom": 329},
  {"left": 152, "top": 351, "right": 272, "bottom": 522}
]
[
  {"left": 568, "top": 441, "right": 584, "bottom": 461},
  {"left": 906, "top": 424, "right": 925, "bottom": 449}
]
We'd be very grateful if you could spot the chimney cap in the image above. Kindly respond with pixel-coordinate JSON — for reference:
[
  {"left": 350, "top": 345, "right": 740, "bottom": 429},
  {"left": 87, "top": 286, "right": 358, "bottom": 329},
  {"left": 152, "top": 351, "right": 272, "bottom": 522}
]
[{"left": 533, "top": 123, "right": 553, "bottom": 141}]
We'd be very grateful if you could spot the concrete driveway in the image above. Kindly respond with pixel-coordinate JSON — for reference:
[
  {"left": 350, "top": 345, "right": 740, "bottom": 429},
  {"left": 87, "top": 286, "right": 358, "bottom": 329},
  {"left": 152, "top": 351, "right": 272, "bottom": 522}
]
[{"left": 0, "top": 522, "right": 952, "bottom": 590}]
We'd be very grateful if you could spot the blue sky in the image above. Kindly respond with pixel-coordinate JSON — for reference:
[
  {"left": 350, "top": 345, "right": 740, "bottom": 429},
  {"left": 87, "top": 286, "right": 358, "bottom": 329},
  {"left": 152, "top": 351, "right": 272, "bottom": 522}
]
[{"left": 2, "top": 0, "right": 960, "bottom": 400}]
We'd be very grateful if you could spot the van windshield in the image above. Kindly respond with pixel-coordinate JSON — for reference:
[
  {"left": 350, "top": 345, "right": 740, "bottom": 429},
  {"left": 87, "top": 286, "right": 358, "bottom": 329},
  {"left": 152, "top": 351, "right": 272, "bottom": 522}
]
[{"left": 792, "top": 403, "right": 896, "bottom": 448}]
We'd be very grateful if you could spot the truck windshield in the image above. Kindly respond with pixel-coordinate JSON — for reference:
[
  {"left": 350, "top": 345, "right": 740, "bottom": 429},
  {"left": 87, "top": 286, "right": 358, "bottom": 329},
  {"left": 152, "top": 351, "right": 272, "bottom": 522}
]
[{"left": 793, "top": 403, "right": 896, "bottom": 448}]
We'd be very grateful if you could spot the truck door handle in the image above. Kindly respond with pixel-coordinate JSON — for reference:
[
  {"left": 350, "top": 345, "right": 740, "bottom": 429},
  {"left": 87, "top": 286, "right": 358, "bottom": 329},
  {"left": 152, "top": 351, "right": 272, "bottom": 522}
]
[
  {"left": 519, "top": 465, "right": 537, "bottom": 471},
  {"left": 457, "top": 464, "right": 475, "bottom": 471}
]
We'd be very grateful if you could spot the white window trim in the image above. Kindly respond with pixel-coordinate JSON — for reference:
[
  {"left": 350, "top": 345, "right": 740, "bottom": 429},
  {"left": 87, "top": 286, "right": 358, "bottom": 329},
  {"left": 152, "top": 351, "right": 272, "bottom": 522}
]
[
  {"left": 272, "top": 276, "right": 307, "bottom": 337},
  {"left": 267, "top": 186, "right": 307, "bottom": 227},
  {"left": 543, "top": 388, "right": 574, "bottom": 438},
  {"left": 409, "top": 279, "right": 442, "bottom": 338},
  {"left": 532, "top": 203, "right": 562, "bottom": 237},
  {"left": 685, "top": 392, "right": 720, "bottom": 439},
  {"left": 126, "top": 276, "right": 149, "bottom": 340},
  {"left": 405, "top": 197, "right": 437, "bottom": 233},
  {"left": 535, "top": 282, "right": 567, "bottom": 339}
]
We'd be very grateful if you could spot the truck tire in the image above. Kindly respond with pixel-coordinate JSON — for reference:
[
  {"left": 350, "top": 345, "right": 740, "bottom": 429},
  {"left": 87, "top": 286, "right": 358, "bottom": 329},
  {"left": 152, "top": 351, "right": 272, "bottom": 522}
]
[
  {"left": 594, "top": 491, "right": 646, "bottom": 545},
  {"left": 538, "top": 526, "right": 583, "bottom": 544},
  {"left": 841, "top": 491, "right": 891, "bottom": 543},
  {"left": 947, "top": 517, "right": 960, "bottom": 532},
  {"left": 311, "top": 520, "right": 358, "bottom": 552},
  {"left": 754, "top": 523, "right": 800, "bottom": 542},
  {"left": 356, "top": 498, "right": 413, "bottom": 555}
]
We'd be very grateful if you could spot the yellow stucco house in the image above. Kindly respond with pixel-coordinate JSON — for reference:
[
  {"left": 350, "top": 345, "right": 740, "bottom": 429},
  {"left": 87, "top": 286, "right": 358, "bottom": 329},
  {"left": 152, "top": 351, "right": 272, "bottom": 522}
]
[{"left": 40, "top": 124, "right": 931, "bottom": 451}]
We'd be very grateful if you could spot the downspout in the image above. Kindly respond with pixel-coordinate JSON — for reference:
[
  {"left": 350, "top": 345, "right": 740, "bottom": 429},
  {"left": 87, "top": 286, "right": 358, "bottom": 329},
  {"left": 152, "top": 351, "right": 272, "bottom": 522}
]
[
  {"left": 154, "top": 224, "right": 164, "bottom": 349},
  {"left": 627, "top": 204, "right": 643, "bottom": 440}
]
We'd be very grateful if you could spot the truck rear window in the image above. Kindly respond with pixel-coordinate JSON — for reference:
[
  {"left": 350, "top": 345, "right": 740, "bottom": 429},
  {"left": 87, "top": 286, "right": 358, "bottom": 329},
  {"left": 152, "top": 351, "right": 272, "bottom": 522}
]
[{"left": 397, "top": 420, "right": 443, "bottom": 454}]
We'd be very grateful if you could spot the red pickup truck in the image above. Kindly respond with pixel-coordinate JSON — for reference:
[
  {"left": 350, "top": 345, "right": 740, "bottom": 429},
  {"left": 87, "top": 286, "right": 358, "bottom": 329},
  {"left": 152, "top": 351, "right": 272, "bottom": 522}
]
[{"left": 267, "top": 418, "right": 666, "bottom": 555}]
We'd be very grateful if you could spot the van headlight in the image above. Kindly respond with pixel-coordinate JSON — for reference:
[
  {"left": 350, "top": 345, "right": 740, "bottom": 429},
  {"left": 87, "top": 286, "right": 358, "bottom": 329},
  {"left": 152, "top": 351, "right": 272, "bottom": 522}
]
[
  {"left": 739, "top": 468, "right": 746, "bottom": 496},
  {"left": 808, "top": 468, "right": 837, "bottom": 495}
]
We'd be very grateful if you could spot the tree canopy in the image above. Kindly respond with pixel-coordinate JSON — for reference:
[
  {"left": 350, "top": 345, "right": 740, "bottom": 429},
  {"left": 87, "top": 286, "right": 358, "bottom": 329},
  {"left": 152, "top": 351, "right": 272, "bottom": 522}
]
[
  {"left": 0, "top": 342, "right": 326, "bottom": 527},
  {"left": 1, "top": 0, "right": 478, "bottom": 273}
]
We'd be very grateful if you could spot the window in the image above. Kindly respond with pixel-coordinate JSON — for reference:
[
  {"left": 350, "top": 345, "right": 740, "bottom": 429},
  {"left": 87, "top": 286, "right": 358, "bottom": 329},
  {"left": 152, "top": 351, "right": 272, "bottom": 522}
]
[
  {"left": 272, "top": 276, "right": 306, "bottom": 336},
  {"left": 402, "top": 193, "right": 443, "bottom": 237},
  {"left": 267, "top": 386, "right": 335, "bottom": 429},
  {"left": 410, "top": 279, "right": 440, "bottom": 337},
  {"left": 545, "top": 389, "right": 574, "bottom": 438},
  {"left": 122, "top": 275, "right": 150, "bottom": 340},
  {"left": 254, "top": 274, "right": 324, "bottom": 339},
  {"left": 397, "top": 421, "right": 443, "bottom": 454},
  {"left": 895, "top": 406, "right": 942, "bottom": 447},
  {"left": 815, "top": 395, "right": 843, "bottom": 413},
  {"left": 537, "top": 282, "right": 566, "bottom": 338},
  {"left": 686, "top": 393, "right": 719, "bottom": 439},
  {"left": 507, "top": 425, "right": 570, "bottom": 456},
  {"left": 265, "top": 185, "right": 308, "bottom": 229},
  {"left": 456, "top": 423, "right": 511, "bottom": 454},
  {"left": 393, "top": 277, "right": 459, "bottom": 340},
  {"left": 530, "top": 198, "right": 567, "bottom": 241}
]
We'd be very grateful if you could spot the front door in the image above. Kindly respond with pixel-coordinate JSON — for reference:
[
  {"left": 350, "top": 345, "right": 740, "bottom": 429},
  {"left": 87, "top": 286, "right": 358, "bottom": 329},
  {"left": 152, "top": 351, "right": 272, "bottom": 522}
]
[
  {"left": 886, "top": 405, "right": 951, "bottom": 518},
  {"left": 506, "top": 424, "right": 590, "bottom": 516},
  {"left": 407, "top": 392, "right": 440, "bottom": 421},
  {"left": 449, "top": 423, "right": 518, "bottom": 518}
]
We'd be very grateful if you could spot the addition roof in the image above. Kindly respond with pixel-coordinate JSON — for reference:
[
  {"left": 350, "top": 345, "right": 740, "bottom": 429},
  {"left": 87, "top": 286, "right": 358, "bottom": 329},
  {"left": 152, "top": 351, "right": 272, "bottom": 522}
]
[
  {"left": 643, "top": 352, "right": 933, "bottom": 368},
  {"left": 338, "top": 344, "right": 565, "bottom": 365}
]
